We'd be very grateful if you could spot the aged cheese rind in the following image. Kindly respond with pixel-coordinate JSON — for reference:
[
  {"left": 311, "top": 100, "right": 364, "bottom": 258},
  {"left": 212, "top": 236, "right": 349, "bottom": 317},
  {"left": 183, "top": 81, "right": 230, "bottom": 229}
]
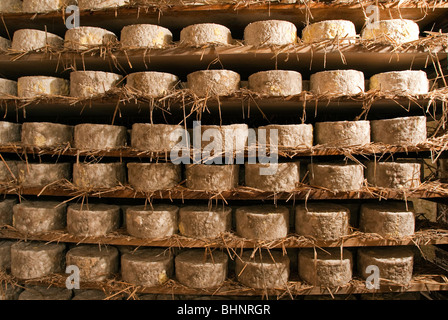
[
  {"left": 0, "top": 199, "right": 17, "bottom": 226},
  {"left": 295, "top": 202, "right": 350, "bottom": 241},
  {"left": 175, "top": 250, "right": 228, "bottom": 289},
  {"left": 72, "top": 290, "right": 107, "bottom": 300},
  {"left": 360, "top": 201, "right": 415, "bottom": 238},
  {"left": 17, "top": 76, "right": 69, "bottom": 98},
  {"left": 370, "top": 116, "right": 427, "bottom": 145},
  {"left": 121, "top": 248, "right": 173, "bottom": 287},
  {"left": 257, "top": 124, "right": 313, "bottom": 149},
  {"left": 73, "top": 163, "right": 125, "bottom": 189},
  {"left": 21, "top": 122, "right": 73, "bottom": 147},
  {"left": 369, "top": 71, "right": 429, "bottom": 95},
  {"left": 74, "top": 123, "right": 127, "bottom": 150},
  {"left": 11, "top": 242, "right": 66, "bottom": 279},
  {"left": 310, "top": 70, "right": 365, "bottom": 95},
  {"left": 0, "top": 121, "right": 21, "bottom": 144},
  {"left": 308, "top": 162, "right": 364, "bottom": 192},
  {"left": 0, "top": 240, "right": 14, "bottom": 271},
  {"left": 315, "top": 120, "right": 370, "bottom": 147},
  {"left": 185, "top": 164, "right": 239, "bottom": 192},
  {"left": 245, "top": 162, "right": 300, "bottom": 192},
  {"left": 200, "top": 124, "right": 248, "bottom": 157},
  {"left": 23, "top": 0, "right": 77, "bottom": 13},
  {"left": 65, "top": 26, "right": 117, "bottom": 50},
  {"left": 0, "top": 79, "right": 18, "bottom": 97},
  {"left": 70, "top": 71, "right": 122, "bottom": 98},
  {"left": 0, "top": 283, "right": 22, "bottom": 300},
  {"left": 0, "top": 161, "right": 18, "bottom": 183},
  {"left": 126, "top": 204, "right": 178, "bottom": 239},
  {"left": 13, "top": 201, "right": 67, "bottom": 235},
  {"left": 248, "top": 70, "right": 302, "bottom": 96},
  {"left": 187, "top": 70, "right": 240, "bottom": 97},
  {"left": 131, "top": 123, "right": 185, "bottom": 151},
  {"left": 121, "top": 24, "right": 173, "bottom": 48},
  {"left": 78, "top": 0, "right": 129, "bottom": 9},
  {"left": 235, "top": 205, "right": 289, "bottom": 240},
  {"left": 0, "top": 37, "right": 11, "bottom": 51},
  {"left": 126, "top": 72, "right": 179, "bottom": 97},
  {"left": 244, "top": 20, "right": 297, "bottom": 46},
  {"left": 12, "top": 29, "right": 64, "bottom": 51},
  {"left": 178, "top": 205, "right": 232, "bottom": 238},
  {"left": 67, "top": 203, "right": 121, "bottom": 237},
  {"left": 66, "top": 245, "right": 119, "bottom": 281},
  {"left": 17, "top": 163, "right": 71, "bottom": 188},
  {"left": 180, "top": 23, "right": 232, "bottom": 47},
  {"left": 0, "top": 0, "right": 22, "bottom": 13},
  {"left": 236, "top": 250, "right": 290, "bottom": 289},
  {"left": 18, "top": 286, "right": 72, "bottom": 300},
  {"left": 302, "top": 20, "right": 357, "bottom": 43},
  {"left": 361, "top": 19, "right": 420, "bottom": 44},
  {"left": 127, "top": 163, "right": 181, "bottom": 191},
  {"left": 366, "top": 161, "right": 421, "bottom": 188}
]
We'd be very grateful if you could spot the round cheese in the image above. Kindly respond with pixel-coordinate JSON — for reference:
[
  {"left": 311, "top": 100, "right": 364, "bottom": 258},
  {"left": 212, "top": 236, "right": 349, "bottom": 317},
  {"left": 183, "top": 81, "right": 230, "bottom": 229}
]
[
  {"left": 18, "top": 286, "right": 72, "bottom": 300},
  {"left": 120, "top": 24, "right": 173, "bottom": 49},
  {"left": 17, "top": 163, "right": 71, "bottom": 188},
  {"left": 78, "top": 0, "right": 129, "bottom": 10},
  {"left": 13, "top": 201, "right": 67, "bottom": 235},
  {"left": 65, "top": 26, "right": 117, "bottom": 50},
  {"left": 66, "top": 245, "right": 119, "bottom": 281},
  {"left": 0, "top": 240, "right": 14, "bottom": 271},
  {"left": 74, "top": 123, "right": 127, "bottom": 150},
  {"left": 0, "top": 0, "right": 22, "bottom": 13},
  {"left": 11, "top": 242, "right": 65, "bottom": 279},
  {"left": 302, "top": 20, "right": 357, "bottom": 43},
  {"left": 0, "top": 199, "right": 17, "bottom": 226},
  {"left": 366, "top": 161, "right": 421, "bottom": 189},
  {"left": 310, "top": 70, "right": 365, "bottom": 95},
  {"left": 361, "top": 19, "right": 420, "bottom": 44},
  {"left": 315, "top": 120, "right": 370, "bottom": 147},
  {"left": 12, "top": 29, "right": 64, "bottom": 51},
  {"left": 126, "top": 72, "right": 179, "bottom": 97},
  {"left": 175, "top": 250, "right": 228, "bottom": 289},
  {"left": 187, "top": 70, "right": 240, "bottom": 97},
  {"left": 73, "top": 163, "right": 126, "bottom": 189},
  {"left": 308, "top": 162, "right": 364, "bottom": 192},
  {"left": 0, "top": 161, "right": 18, "bottom": 183},
  {"left": 369, "top": 70, "right": 429, "bottom": 95},
  {"left": 185, "top": 164, "right": 239, "bottom": 192},
  {"left": 295, "top": 202, "right": 350, "bottom": 241},
  {"left": 126, "top": 204, "right": 178, "bottom": 238},
  {"left": 67, "top": 203, "right": 120, "bottom": 237},
  {"left": 178, "top": 205, "right": 232, "bottom": 238},
  {"left": 17, "top": 76, "right": 69, "bottom": 98},
  {"left": 370, "top": 116, "right": 427, "bottom": 145},
  {"left": 131, "top": 123, "right": 185, "bottom": 152},
  {"left": 21, "top": 122, "right": 73, "bottom": 147},
  {"left": 180, "top": 23, "right": 232, "bottom": 47},
  {"left": 245, "top": 162, "right": 300, "bottom": 192},
  {"left": 127, "top": 163, "right": 181, "bottom": 191},
  {"left": 244, "top": 20, "right": 297, "bottom": 46},
  {"left": 257, "top": 124, "right": 313, "bottom": 149},
  {"left": 0, "top": 79, "right": 17, "bottom": 97},
  {"left": 121, "top": 248, "right": 173, "bottom": 287},
  {"left": 70, "top": 71, "right": 122, "bottom": 98},
  {"left": 248, "top": 70, "right": 302, "bottom": 96},
  {"left": 23, "top": 0, "right": 77, "bottom": 13},
  {"left": 0, "top": 121, "right": 21, "bottom": 144},
  {"left": 200, "top": 124, "right": 248, "bottom": 157}
]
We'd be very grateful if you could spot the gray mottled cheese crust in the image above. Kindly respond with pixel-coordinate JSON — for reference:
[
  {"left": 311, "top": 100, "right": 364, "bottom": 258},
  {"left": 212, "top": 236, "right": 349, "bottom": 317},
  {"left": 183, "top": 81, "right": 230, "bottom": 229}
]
[
  {"left": 200, "top": 124, "right": 248, "bottom": 157},
  {"left": 0, "top": 121, "right": 21, "bottom": 144},
  {"left": 0, "top": 283, "right": 22, "bottom": 300},
  {"left": 19, "top": 286, "right": 72, "bottom": 300},
  {"left": 310, "top": 70, "right": 365, "bottom": 95},
  {"left": 369, "top": 71, "right": 429, "bottom": 95},
  {"left": 126, "top": 72, "right": 179, "bottom": 97},
  {"left": 185, "top": 164, "right": 239, "bottom": 192},
  {"left": 78, "top": 0, "right": 129, "bottom": 9},
  {"left": 315, "top": 120, "right": 370, "bottom": 147},
  {"left": 0, "top": 199, "right": 18, "bottom": 226},
  {"left": 65, "top": 27, "right": 117, "bottom": 50},
  {"left": 308, "top": 162, "right": 364, "bottom": 192},
  {"left": 0, "top": 0, "right": 22, "bottom": 13},
  {"left": 361, "top": 19, "right": 420, "bottom": 44},
  {"left": 21, "top": 122, "right": 73, "bottom": 147},
  {"left": 73, "top": 163, "right": 126, "bottom": 189},
  {"left": 236, "top": 250, "right": 290, "bottom": 289},
  {"left": 360, "top": 201, "right": 415, "bottom": 238},
  {"left": 295, "top": 203, "right": 350, "bottom": 241},
  {"left": 0, "top": 36, "right": 11, "bottom": 51},
  {"left": 127, "top": 163, "right": 181, "bottom": 191},
  {"left": 180, "top": 23, "right": 232, "bottom": 47},
  {"left": 131, "top": 123, "right": 185, "bottom": 151},
  {"left": 0, "top": 79, "right": 18, "bottom": 97},
  {"left": 70, "top": 71, "right": 122, "bottom": 98},
  {"left": 187, "top": 70, "right": 240, "bottom": 97},
  {"left": 358, "top": 247, "right": 414, "bottom": 285},
  {"left": 235, "top": 205, "right": 289, "bottom": 240},
  {"left": 175, "top": 250, "right": 228, "bottom": 289},
  {"left": 245, "top": 162, "right": 300, "bottom": 192},
  {"left": 299, "top": 248, "right": 353, "bottom": 287},
  {"left": 72, "top": 290, "right": 107, "bottom": 300},
  {"left": 370, "top": 116, "right": 427, "bottom": 145},
  {"left": 17, "top": 76, "right": 69, "bottom": 98},
  {"left": 248, "top": 70, "right": 302, "bottom": 96},
  {"left": 17, "top": 163, "right": 71, "bottom": 188},
  {"left": 121, "top": 248, "right": 173, "bottom": 287},
  {"left": 121, "top": 24, "right": 172, "bottom": 48},
  {"left": 178, "top": 205, "right": 232, "bottom": 239},
  {"left": 126, "top": 204, "right": 178, "bottom": 239},
  {"left": 11, "top": 242, "right": 66, "bottom": 280},
  {"left": 244, "top": 20, "right": 297, "bottom": 46},
  {"left": 12, "top": 29, "right": 64, "bottom": 51},
  {"left": 23, "top": 0, "right": 77, "bottom": 13},
  {"left": 67, "top": 203, "right": 121, "bottom": 237},
  {"left": 13, "top": 201, "right": 67, "bottom": 235},
  {"left": 366, "top": 161, "right": 421, "bottom": 189},
  {"left": 74, "top": 123, "right": 127, "bottom": 150},
  {"left": 258, "top": 124, "right": 313, "bottom": 149},
  {"left": 302, "top": 20, "right": 357, "bottom": 43},
  {"left": 0, "top": 240, "right": 14, "bottom": 271},
  {"left": 0, "top": 161, "right": 19, "bottom": 183}
]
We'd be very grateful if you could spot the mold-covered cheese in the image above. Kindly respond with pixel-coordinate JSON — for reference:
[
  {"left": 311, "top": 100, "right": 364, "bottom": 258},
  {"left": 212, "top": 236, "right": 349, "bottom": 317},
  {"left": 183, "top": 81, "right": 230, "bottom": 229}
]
[
  {"left": 67, "top": 203, "right": 121, "bottom": 237},
  {"left": 13, "top": 201, "right": 67, "bottom": 234},
  {"left": 73, "top": 163, "right": 126, "bottom": 189},
  {"left": 245, "top": 162, "right": 300, "bottom": 192},
  {"left": 70, "top": 71, "right": 122, "bottom": 98},
  {"left": 23, "top": 0, "right": 77, "bottom": 13},
  {"left": 369, "top": 71, "right": 429, "bottom": 95},
  {"left": 244, "top": 20, "right": 297, "bottom": 46},
  {"left": 187, "top": 70, "right": 240, "bottom": 97},
  {"left": 126, "top": 204, "right": 178, "bottom": 239},
  {"left": 178, "top": 205, "right": 232, "bottom": 238},
  {"left": 185, "top": 164, "right": 239, "bottom": 192},
  {"left": 126, "top": 72, "right": 179, "bottom": 97},
  {"left": 361, "top": 19, "right": 420, "bottom": 44},
  {"left": 366, "top": 161, "right": 421, "bottom": 189},
  {"left": 127, "top": 163, "right": 181, "bottom": 191},
  {"left": 11, "top": 29, "right": 64, "bottom": 51},
  {"left": 17, "top": 163, "right": 71, "bottom": 188},
  {"left": 310, "top": 70, "right": 365, "bottom": 95},
  {"left": 120, "top": 24, "right": 173, "bottom": 48},
  {"left": 21, "top": 122, "right": 73, "bottom": 147},
  {"left": 308, "top": 162, "right": 364, "bottom": 192},
  {"left": 0, "top": 121, "right": 21, "bottom": 144},
  {"left": 74, "top": 123, "right": 127, "bottom": 150},
  {"left": 180, "top": 23, "right": 232, "bottom": 47},
  {"left": 65, "top": 26, "right": 117, "bottom": 50},
  {"left": 370, "top": 116, "right": 427, "bottom": 145},
  {"left": 302, "top": 20, "right": 357, "bottom": 43},
  {"left": 248, "top": 70, "right": 302, "bottom": 96},
  {"left": 315, "top": 120, "right": 370, "bottom": 147}
]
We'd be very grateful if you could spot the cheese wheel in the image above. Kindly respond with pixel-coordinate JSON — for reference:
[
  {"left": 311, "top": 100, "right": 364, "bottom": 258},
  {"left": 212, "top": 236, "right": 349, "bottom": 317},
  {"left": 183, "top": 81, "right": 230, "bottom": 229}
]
[
  {"left": 0, "top": 199, "right": 17, "bottom": 226},
  {"left": 66, "top": 245, "right": 119, "bottom": 281},
  {"left": 120, "top": 24, "right": 173, "bottom": 49},
  {"left": 308, "top": 162, "right": 364, "bottom": 192},
  {"left": 65, "top": 26, "right": 117, "bottom": 50},
  {"left": 200, "top": 124, "right": 248, "bottom": 157},
  {"left": 244, "top": 20, "right": 297, "bottom": 46},
  {"left": 369, "top": 71, "right": 429, "bottom": 95},
  {"left": 187, "top": 70, "right": 240, "bottom": 97},
  {"left": 21, "top": 122, "right": 73, "bottom": 147},
  {"left": 126, "top": 72, "right": 179, "bottom": 97},
  {"left": 360, "top": 201, "right": 415, "bottom": 238},
  {"left": 73, "top": 163, "right": 126, "bottom": 189},
  {"left": 245, "top": 162, "right": 300, "bottom": 192},
  {"left": 0, "top": 284, "right": 22, "bottom": 300},
  {"left": 236, "top": 250, "right": 290, "bottom": 289},
  {"left": 235, "top": 205, "right": 289, "bottom": 240},
  {"left": 18, "top": 286, "right": 72, "bottom": 300},
  {"left": 310, "top": 70, "right": 365, "bottom": 95},
  {"left": 0, "top": 161, "right": 19, "bottom": 183},
  {"left": 11, "top": 29, "right": 64, "bottom": 51},
  {"left": 0, "top": 0, "right": 22, "bottom": 13},
  {"left": 70, "top": 71, "right": 122, "bottom": 98},
  {"left": 72, "top": 290, "right": 107, "bottom": 300},
  {"left": 185, "top": 164, "right": 239, "bottom": 192},
  {"left": 295, "top": 202, "right": 350, "bottom": 241},
  {"left": 358, "top": 247, "right": 414, "bottom": 285},
  {"left": 131, "top": 123, "right": 185, "bottom": 151},
  {"left": 302, "top": 20, "right": 357, "bottom": 43},
  {"left": 17, "top": 163, "right": 71, "bottom": 188},
  {"left": 175, "top": 250, "right": 228, "bottom": 289},
  {"left": 257, "top": 124, "right": 313, "bottom": 149},
  {"left": 370, "top": 116, "right": 427, "bottom": 145},
  {"left": 366, "top": 161, "right": 421, "bottom": 189},
  {"left": 13, "top": 201, "right": 67, "bottom": 235},
  {"left": 361, "top": 19, "right": 420, "bottom": 44},
  {"left": 299, "top": 248, "right": 353, "bottom": 287},
  {"left": 0, "top": 79, "right": 17, "bottom": 97},
  {"left": 0, "top": 240, "right": 14, "bottom": 271},
  {"left": 74, "top": 123, "right": 127, "bottom": 150},
  {"left": 180, "top": 23, "right": 232, "bottom": 47},
  {"left": 11, "top": 242, "right": 65, "bottom": 279},
  {"left": 127, "top": 163, "right": 181, "bottom": 191},
  {"left": 0, "top": 37, "right": 10, "bottom": 51},
  {"left": 67, "top": 203, "right": 121, "bottom": 237},
  {"left": 248, "top": 70, "right": 302, "bottom": 96},
  {"left": 78, "top": 0, "right": 129, "bottom": 9},
  {"left": 0, "top": 121, "right": 21, "bottom": 144},
  {"left": 315, "top": 120, "right": 370, "bottom": 147},
  {"left": 178, "top": 205, "right": 232, "bottom": 238},
  {"left": 121, "top": 248, "right": 173, "bottom": 287},
  {"left": 17, "top": 76, "right": 69, "bottom": 98},
  {"left": 23, "top": 0, "right": 76, "bottom": 13},
  {"left": 126, "top": 204, "right": 178, "bottom": 239}
]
